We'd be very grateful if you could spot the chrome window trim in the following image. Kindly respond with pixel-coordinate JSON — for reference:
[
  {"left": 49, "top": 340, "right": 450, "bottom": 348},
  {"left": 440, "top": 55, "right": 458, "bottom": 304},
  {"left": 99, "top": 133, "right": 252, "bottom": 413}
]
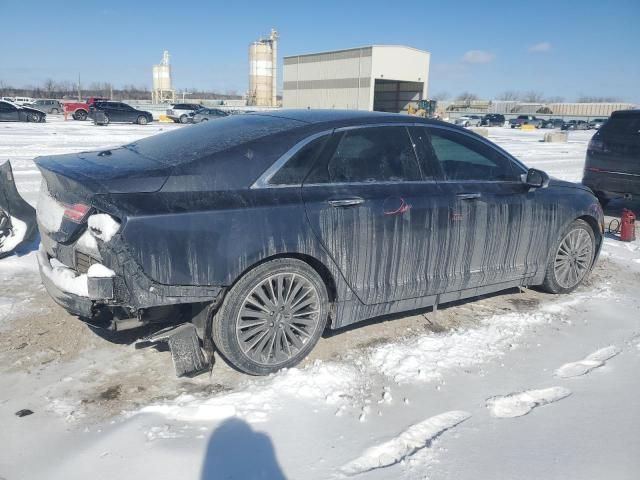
[
  {"left": 250, "top": 130, "right": 333, "bottom": 189},
  {"left": 251, "top": 121, "right": 529, "bottom": 189}
]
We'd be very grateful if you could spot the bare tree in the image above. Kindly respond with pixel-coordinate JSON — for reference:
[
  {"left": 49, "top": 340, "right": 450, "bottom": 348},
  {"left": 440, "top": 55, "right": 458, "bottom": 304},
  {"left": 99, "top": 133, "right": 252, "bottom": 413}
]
[
  {"left": 576, "top": 95, "right": 622, "bottom": 103},
  {"left": 521, "top": 91, "right": 545, "bottom": 102},
  {"left": 496, "top": 90, "right": 520, "bottom": 101},
  {"left": 455, "top": 92, "right": 479, "bottom": 103},
  {"left": 431, "top": 91, "right": 450, "bottom": 101},
  {"left": 545, "top": 96, "right": 565, "bottom": 103}
]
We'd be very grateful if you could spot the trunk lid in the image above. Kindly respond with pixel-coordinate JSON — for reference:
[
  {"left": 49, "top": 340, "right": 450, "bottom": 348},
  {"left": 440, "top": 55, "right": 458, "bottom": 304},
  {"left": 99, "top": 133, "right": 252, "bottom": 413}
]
[{"left": 35, "top": 147, "right": 171, "bottom": 243}]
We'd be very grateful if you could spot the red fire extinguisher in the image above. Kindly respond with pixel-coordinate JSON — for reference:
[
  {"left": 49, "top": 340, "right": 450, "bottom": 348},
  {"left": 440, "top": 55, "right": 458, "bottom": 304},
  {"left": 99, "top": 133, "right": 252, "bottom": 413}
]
[{"left": 620, "top": 208, "right": 636, "bottom": 242}]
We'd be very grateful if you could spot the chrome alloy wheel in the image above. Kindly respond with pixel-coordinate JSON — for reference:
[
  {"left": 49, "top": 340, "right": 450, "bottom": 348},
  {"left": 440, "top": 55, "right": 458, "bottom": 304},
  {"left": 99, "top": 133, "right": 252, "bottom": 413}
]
[
  {"left": 235, "top": 273, "right": 322, "bottom": 366},
  {"left": 553, "top": 227, "right": 593, "bottom": 289}
]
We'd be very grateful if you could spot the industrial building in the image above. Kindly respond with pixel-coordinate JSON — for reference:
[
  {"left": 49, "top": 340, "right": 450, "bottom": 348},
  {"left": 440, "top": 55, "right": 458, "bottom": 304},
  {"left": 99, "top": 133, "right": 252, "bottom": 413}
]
[
  {"left": 248, "top": 29, "right": 279, "bottom": 107},
  {"left": 283, "top": 45, "right": 430, "bottom": 113}
]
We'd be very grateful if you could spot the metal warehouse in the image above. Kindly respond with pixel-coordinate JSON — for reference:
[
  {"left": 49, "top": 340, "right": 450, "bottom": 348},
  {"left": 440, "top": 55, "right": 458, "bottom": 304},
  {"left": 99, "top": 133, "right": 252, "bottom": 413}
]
[{"left": 283, "top": 45, "right": 430, "bottom": 113}]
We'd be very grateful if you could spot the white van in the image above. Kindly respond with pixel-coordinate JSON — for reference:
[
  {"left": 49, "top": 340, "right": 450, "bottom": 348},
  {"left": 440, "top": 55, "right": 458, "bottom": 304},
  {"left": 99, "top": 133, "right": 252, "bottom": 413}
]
[
  {"left": 13, "top": 97, "right": 34, "bottom": 106},
  {"left": 1, "top": 96, "right": 15, "bottom": 102}
]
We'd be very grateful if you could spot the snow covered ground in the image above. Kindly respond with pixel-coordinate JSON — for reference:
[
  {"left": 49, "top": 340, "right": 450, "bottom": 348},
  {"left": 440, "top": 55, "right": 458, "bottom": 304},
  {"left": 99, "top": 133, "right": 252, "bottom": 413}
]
[{"left": 1, "top": 118, "right": 639, "bottom": 480}]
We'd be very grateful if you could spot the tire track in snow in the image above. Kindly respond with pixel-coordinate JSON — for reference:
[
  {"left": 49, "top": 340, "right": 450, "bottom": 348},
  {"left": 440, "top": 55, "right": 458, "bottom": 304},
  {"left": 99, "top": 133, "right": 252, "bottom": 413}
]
[
  {"left": 554, "top": 345, "right": 621, "bottom": 378},
  {"left": 486, "top": 387, "right": 572, "bottom": 418},
  {"left": 339, "top": 410, "right": 471, "bottom": 476}
]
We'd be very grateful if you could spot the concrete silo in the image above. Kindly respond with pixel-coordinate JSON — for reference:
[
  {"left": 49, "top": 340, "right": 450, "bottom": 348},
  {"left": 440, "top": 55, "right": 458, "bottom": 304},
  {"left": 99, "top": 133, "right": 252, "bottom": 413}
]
[
  {"left": 248, "top": 29, "right": 278, "bottom": 107},
  {"left": 152, "top": 50, "right": 175, "bottom": 103}
]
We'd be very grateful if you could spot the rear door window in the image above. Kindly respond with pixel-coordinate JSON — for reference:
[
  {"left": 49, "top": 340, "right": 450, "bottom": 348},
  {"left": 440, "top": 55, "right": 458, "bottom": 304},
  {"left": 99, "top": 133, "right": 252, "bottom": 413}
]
[
  {"left": 269, "top": 135, "right": 329, "bottom": 185},
  {"left": 307, "top": 126, "right": 421, "bottom": 184},
  {"left": 602, "top": 116, "right": 640, "bottom": 136},
  {"left": 427, "top": 128, "right": 519, "bottom": 181}
]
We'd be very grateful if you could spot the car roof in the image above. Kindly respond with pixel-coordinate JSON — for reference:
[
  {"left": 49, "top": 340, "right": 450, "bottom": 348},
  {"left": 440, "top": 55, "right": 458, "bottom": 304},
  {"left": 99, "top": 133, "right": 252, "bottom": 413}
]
[
  {"left": 245, "top": 109, "right": 441, "bottom": 126},
  {"left": 611, "top": 109, "right": 640, "bottom": 118}
]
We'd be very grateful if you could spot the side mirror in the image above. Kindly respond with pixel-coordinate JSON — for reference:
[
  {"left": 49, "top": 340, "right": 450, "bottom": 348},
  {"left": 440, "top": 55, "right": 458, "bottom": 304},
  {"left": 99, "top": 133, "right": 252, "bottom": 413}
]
[{"left": 523, "top": 168, "right": 549, "bottom": 189}]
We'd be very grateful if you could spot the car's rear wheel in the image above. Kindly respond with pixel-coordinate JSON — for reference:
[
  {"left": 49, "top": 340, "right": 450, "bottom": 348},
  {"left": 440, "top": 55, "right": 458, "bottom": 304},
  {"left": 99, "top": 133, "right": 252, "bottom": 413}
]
[
  {"left": 212, "top": 258, "right": 329, "bottom": 375},
  {"left": 541, "top": 219, "right": 596, "bottom": 294},
  {"left": 137, "top": 115, "right": 148, "bottom": 125},
  {"left": 179, "top": 114, "right": 188, "bottom": 124}
]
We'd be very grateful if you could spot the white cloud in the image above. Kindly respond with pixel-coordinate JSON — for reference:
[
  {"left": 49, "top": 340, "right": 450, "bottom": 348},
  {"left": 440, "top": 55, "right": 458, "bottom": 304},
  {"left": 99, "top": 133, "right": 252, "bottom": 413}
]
[
  {"left": 529, "top": 41, "right": 552, "bottom": 52},
  {"left": 461, "top": 50, "right": 495, "bottom": 64}
]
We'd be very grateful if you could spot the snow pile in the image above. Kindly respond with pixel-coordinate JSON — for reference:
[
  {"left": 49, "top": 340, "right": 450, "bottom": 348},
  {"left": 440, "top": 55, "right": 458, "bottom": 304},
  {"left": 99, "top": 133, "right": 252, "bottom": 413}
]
[
  {"left": 40, "top": 254, "right": 89, "bottom": 297},
  {"left": 87, "top": 263, "right": 115, "bottom": 278},
  {"left": 555, "top": 345, "right": 621, "bottom": 378},
  {"left": 0, "top": 216, "right": 27, "bottom": 254},
  {"left": 486, "top": 387, "right": 572, "bottom": 418},
  {"left": 140, "top": 361, "right": 364, "bottom": 424},
  {"left": 340, "top": 410, "right": 471, "bottom": 476},
  {"left": 38, "top": 247, "right": 116, "bottom": 297},
  {"left": 88, "top": 214, "right": 120, "bottom": 242},
  {"left": 369, "top": 310, "right": 554, "bottom": 383},
  {"left": 36, "top": 187, "right": 65, "bottom": 233}
]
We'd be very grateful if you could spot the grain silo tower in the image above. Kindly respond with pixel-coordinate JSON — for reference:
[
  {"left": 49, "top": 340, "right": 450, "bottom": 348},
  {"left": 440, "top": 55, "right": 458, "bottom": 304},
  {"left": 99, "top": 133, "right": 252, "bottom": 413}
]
[
  {"left": 248, "top": 29, "right": 278, "bottom": 107},
  {"left": 152, "top": 50, "right": 175, "bottom": 103}
]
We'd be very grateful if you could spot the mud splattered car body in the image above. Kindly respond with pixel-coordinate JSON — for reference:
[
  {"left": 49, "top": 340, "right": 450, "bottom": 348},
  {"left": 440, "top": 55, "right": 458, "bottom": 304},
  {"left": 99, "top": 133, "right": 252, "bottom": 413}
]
[{"left": 34, "top": 110, "right": 604, "bottom": 374}]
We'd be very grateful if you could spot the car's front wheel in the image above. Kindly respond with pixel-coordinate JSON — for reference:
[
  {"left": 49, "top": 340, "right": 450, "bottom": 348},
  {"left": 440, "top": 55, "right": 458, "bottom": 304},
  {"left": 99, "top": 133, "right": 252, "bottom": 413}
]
[
  {"left": 179, "top": 114, "right": 189, "bottom": 124},
  {"left": 28, "top": 112, "right": 41, "bottom": 122},
  {"left": 212, "top": 258, "right": 329, "bottom": 375},
  {"left": 541, "top": 219, "right": 596, "bottom": 294},
  {"left": 137, "top": 115, "right": 148, "bottom": 125}
]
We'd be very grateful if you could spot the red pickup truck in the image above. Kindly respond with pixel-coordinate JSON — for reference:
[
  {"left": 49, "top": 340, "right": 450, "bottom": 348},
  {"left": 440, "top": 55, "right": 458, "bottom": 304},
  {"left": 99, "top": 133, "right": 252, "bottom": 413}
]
[{"left": 64, "top": 97, "right": 109, "bottom": 120}]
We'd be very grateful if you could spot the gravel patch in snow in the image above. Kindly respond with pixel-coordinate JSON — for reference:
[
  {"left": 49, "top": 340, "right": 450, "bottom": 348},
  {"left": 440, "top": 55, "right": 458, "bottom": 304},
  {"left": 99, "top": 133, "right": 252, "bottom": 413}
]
[
  {"left": 486, "top": 387, "right": 572, "bottom": 418},
  {"left": 555, "top": 345, "right": 621, "bottom": 378},
  {"left": 340, "top": 410, "right": 471, "bottom": 476}
]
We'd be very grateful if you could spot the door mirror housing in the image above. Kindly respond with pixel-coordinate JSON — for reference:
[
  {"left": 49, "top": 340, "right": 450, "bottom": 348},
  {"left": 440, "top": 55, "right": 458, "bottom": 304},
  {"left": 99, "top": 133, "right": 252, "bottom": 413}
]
[{"left": 523, "top": 168, "right": 549, "bottom": 189}]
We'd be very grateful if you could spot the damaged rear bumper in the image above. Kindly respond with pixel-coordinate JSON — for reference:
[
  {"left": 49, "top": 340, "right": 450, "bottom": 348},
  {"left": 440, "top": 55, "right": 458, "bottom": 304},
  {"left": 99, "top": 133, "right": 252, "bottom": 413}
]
[{"left": 37, "top": 247, "right": 115, "bottom": 318}]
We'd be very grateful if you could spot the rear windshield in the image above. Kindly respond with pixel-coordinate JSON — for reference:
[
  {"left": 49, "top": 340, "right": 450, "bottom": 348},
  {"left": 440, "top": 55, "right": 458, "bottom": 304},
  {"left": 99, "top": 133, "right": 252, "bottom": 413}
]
[
  {"left": 601, "top": 115, "right": 640, "bottom": 135},
  {"left": 124, "top": 114, "right": 305, "bottom": 166}
]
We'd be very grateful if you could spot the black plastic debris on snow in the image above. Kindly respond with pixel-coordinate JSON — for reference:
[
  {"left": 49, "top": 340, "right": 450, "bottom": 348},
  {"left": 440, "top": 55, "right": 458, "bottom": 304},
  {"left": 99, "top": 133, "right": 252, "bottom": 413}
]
[{"left": 15, "top": 409, "right": 34, "bottom": 417}]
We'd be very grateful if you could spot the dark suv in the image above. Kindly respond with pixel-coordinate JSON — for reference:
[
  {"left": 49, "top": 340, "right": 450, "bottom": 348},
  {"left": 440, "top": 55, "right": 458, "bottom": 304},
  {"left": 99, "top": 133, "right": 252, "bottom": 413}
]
[
  {"left": 480, "top": 114, "right": 505, "bottom": 127},
  {"left": 583, "top": 109, "right": 640, "bottom": 204},
  {"left": 89, "top": 102, "right": 153, "bottom": 125}
]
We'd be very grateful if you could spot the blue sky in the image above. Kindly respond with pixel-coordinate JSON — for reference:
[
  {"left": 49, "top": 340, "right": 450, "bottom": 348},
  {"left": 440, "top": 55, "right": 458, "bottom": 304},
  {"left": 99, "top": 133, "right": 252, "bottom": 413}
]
[{"left": 2, "top": 0, "right": 639, "bottom": 101}]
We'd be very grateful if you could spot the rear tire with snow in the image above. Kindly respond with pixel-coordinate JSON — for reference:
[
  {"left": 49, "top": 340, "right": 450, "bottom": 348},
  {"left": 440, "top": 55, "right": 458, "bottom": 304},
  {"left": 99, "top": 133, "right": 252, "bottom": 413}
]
[
  {"left": 540, "top": 219, "right": 596, "bottom": 294},
  {"left": 212, "top": 258, "right": 329, "bottom": 375}
]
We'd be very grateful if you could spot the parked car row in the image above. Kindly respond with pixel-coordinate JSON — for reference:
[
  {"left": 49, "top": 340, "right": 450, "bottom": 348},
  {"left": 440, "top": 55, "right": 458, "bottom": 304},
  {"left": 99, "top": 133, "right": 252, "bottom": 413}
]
[
  {"left": 452, "top": 114, "right": 609, "bottom": 130},
  {"left": 165, "top": 103, "right": 229, "bottom": 124}
]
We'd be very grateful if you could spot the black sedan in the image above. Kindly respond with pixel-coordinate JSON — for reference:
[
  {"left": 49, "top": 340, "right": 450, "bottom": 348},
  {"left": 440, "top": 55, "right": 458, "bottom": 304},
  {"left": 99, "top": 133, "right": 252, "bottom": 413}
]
[
  {"left": 0, "top": 100, "right": 46, "bottom": 122},
  {"left": 88, "top": 101, "right": 153, "bottom": 125},
  {"left": 34, "top": 110, "right": 604, "bottom": 375}
]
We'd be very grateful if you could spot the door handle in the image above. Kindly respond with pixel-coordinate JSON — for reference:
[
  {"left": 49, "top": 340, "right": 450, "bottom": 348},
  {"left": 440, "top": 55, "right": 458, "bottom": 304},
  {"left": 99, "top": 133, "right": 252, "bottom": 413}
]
[
  {"left": 328, "top": 197, "right": 364, "bottom": 208},
  {"left": 456, "top": 192, "right": 481, "bottom": 200}
]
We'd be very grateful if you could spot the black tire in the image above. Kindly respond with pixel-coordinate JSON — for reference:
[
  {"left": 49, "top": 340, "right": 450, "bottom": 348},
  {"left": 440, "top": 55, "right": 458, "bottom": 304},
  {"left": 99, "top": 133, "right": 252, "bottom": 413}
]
[
  {"left": 28, "top": 112, "right": 41, "bottom": 123},
  {"left": 102, "top": 114, "right": 110, "bottom": 125},
  {"left": 212, "top": 258, "right": 329, "bottom": 375},
  {"left": 51, "top": 108, "right": 59, "bottom": 114},
  {"left": 540, "top": 219, "right": 596, "bottom": 294},
  {"left": 137, "top": 115, "right": 148, "bottom": 125},
  {"left": 201, "top": 118, "right": 208, "bottom": 122},
  {"left": 75, "top": 110, "right": 87, "bottom": 121},
  {"left": 179, "top": 114, "right": 189, "bottom": 124}
]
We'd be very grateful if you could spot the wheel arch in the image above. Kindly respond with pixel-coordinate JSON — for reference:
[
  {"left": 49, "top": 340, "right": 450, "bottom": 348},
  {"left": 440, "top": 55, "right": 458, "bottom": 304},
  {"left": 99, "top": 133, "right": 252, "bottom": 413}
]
[
  {"left": 228, "top": 252, "right": 338, "bottom": 305},
  {"left": 577, "top": 214, "right": 603, "bottom": 250}
]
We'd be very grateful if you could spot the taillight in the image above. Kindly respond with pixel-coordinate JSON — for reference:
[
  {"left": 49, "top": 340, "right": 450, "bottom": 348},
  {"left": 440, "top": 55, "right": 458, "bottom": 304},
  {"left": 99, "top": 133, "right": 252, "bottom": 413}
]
[
  {"left": 588, "top": 137, "right": 605, "bottom": 152},
  {"left": 63, "top": 203, "right": 90, "bottom": 223}
]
